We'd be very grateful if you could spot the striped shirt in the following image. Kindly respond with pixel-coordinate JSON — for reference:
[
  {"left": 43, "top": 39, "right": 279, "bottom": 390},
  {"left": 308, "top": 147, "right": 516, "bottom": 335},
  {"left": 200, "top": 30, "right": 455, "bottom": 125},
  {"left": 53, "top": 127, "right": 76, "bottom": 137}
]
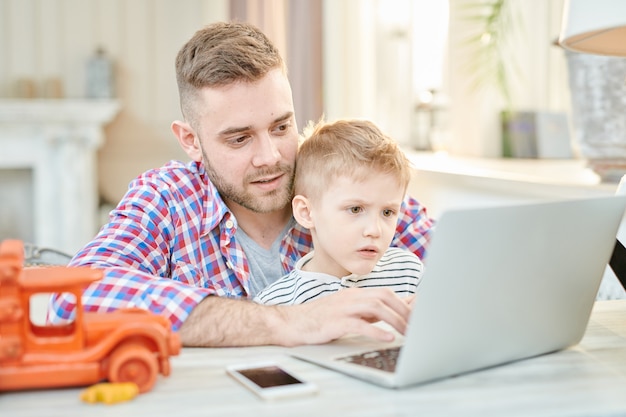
[
  {"left": 47, "top": 160, "right": 434, "bottom": 331},
  {"left": 254, "top": 248, "right": 423, "bottom": 305}
]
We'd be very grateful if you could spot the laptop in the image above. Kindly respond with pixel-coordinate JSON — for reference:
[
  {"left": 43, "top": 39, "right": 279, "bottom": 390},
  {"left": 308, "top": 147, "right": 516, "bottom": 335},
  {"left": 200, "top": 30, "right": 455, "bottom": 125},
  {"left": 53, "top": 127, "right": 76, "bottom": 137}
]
[{"left": 288, "top": 195, "right": 626, "bottom": 388}]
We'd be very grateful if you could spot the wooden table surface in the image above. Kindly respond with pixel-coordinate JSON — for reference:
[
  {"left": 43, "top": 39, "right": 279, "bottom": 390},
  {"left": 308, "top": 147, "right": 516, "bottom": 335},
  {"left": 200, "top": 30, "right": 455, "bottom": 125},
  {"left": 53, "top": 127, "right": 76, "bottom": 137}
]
[{"left": 3, "top": 300, "right": 626, "bottom": 417}]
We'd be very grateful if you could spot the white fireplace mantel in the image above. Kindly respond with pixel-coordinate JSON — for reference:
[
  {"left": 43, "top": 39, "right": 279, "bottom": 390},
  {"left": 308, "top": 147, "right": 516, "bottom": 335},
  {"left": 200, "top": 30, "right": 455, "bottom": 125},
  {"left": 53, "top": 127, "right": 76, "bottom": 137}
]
[{"left": 0, "top": 99, "right": 120, "bottom": 254}]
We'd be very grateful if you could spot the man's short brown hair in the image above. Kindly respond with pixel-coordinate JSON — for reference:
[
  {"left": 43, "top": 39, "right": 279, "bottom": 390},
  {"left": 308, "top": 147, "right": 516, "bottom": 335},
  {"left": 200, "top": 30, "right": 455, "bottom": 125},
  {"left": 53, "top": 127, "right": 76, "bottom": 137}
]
[{"left": 175, "top": 21, "right": 286, "bottom": 127}]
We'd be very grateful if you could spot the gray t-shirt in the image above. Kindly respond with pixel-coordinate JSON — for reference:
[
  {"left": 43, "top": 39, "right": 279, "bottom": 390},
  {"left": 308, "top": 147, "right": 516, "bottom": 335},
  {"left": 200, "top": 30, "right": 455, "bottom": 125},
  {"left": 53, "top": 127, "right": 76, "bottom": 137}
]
[{"left": 236, "top": 217, "right": 297, "bottom": 298}]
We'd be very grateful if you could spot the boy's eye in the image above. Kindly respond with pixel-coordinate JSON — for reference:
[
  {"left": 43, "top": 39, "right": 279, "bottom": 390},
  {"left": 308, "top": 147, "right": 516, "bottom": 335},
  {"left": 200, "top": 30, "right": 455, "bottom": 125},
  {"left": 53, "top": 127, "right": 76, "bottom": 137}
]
[
  {"left": 382, "top": 209, "right": 395, "bottom": 217},
  {"left": 349, "top": 207, "right": 363, "bottom": 214}
]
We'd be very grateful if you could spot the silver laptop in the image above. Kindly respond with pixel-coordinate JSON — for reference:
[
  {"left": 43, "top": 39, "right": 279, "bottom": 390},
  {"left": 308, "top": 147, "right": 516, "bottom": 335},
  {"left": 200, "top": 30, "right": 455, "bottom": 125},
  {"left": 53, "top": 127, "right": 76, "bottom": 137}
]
[{"left": 288, "top": 196, "right": 626, "bottom": 388}]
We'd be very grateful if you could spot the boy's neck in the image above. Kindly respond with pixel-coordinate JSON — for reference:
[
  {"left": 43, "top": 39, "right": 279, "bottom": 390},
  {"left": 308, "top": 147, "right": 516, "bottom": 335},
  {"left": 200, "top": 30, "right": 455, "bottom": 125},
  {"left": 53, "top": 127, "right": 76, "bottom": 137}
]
[{"left": 302, "top": 235, "right": 351, "bottom": 278}]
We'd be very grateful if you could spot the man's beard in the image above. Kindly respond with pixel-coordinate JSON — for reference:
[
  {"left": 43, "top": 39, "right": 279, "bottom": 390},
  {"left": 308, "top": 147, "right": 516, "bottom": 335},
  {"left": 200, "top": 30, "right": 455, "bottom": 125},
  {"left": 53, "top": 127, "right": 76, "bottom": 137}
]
[{"left": 201, "top": 148, "right": 294, "bottom": 214}]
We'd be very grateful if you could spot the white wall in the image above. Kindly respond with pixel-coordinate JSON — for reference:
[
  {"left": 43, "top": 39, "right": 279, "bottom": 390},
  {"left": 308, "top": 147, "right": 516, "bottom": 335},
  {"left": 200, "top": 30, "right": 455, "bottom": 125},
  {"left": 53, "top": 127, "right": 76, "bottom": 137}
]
[
  {"left": 323, "top": 0, "right": 571, "bottom": 157},
  {"left": 0, "top": 0, "right": 228, "bottom": 205},
  {"left": 1, "top": 0, "right": 572, "bottom": 207}
]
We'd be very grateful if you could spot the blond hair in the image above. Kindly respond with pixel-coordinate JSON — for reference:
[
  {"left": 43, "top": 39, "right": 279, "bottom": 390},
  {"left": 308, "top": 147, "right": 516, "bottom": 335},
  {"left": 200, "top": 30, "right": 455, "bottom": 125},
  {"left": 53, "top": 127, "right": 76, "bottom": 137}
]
[
  {"left": 175, "top": 21, "right": 286, "bottom": 127},
  {"left": 296, "top": 119, "right": 412, "bottom": 200}
]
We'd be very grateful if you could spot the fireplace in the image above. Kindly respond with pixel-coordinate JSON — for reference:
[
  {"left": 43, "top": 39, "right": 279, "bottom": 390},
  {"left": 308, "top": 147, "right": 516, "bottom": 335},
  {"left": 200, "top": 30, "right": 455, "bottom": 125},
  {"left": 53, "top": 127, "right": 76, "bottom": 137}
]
[{"left": 0, "top": 99, "right": 120, "bottom": 254}]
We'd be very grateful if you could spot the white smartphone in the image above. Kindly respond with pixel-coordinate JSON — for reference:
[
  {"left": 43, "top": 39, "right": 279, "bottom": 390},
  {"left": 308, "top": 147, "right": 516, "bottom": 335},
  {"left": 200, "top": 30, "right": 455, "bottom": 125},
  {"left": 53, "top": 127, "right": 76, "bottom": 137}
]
[{"left": 226, "top": 361, "right": 318, "bottom": 400}]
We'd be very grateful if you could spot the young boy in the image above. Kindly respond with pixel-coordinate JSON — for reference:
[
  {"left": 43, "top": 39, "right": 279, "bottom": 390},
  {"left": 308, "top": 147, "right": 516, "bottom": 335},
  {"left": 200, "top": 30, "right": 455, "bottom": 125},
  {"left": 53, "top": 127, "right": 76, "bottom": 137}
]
[{"left": 255, "top": 119, "right": 423, "bottom": 305}]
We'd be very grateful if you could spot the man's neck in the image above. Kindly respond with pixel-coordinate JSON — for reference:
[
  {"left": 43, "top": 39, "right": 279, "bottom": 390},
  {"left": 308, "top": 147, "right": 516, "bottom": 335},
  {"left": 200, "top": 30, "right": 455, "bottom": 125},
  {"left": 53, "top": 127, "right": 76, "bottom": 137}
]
[{"left": 228, "top": 205, "right": 293, "bottom": 250}]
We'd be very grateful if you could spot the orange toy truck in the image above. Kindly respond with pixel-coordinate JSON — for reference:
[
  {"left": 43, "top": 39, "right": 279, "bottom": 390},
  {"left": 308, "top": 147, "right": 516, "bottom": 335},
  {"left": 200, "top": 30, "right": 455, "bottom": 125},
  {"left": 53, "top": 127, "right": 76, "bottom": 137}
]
[{"left": 0, "top": 239, "right": 181, "bottom": 393}]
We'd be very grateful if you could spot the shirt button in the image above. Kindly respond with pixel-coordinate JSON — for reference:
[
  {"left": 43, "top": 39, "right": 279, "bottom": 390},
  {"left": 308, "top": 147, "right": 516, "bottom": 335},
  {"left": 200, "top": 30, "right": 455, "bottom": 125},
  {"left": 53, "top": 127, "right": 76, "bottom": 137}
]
[
  {"left": 226, "top": 261, "right": 234, "bottom": 269},
  {"left": 225, "top": 220, "right": 234, "bottom": 229}
]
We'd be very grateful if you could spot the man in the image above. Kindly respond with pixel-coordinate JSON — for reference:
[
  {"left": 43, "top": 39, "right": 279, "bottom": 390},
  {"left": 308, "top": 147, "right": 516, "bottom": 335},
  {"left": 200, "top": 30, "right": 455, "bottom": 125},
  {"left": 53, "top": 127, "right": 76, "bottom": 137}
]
[{"left": 48, "top": 21, "right": 434, "bottom": 347}]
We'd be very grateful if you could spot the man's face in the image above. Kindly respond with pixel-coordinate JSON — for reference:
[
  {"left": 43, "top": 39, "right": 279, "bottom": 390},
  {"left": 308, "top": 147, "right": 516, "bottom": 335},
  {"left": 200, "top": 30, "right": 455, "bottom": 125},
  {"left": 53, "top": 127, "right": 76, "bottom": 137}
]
[{"left": 194, "top": 69, "right": 299, "bottom": 214}]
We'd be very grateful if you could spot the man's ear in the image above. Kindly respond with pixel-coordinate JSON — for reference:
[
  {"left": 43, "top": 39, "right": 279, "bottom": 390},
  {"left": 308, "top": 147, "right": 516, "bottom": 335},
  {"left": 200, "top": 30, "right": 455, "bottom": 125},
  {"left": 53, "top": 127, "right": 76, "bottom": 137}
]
[
  {"left": 172, "top": 120, "right": 202, "bottom": 162},
  {"left": 292, "top": 195, "right": 314, "bottom": 229}
]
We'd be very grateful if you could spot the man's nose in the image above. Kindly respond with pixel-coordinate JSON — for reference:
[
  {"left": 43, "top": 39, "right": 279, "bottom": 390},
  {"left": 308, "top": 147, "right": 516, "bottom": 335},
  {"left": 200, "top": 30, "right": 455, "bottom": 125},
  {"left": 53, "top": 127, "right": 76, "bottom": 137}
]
[{"left": 252, "top": 132, "right": 281, "bottom": 167}]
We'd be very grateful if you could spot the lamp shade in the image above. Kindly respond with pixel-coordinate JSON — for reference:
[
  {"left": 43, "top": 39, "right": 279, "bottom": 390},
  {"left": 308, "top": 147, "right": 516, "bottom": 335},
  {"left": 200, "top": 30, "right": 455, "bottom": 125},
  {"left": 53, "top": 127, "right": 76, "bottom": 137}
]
[{"left": 559, "top": 0, "right": 626, "bottom": 56}]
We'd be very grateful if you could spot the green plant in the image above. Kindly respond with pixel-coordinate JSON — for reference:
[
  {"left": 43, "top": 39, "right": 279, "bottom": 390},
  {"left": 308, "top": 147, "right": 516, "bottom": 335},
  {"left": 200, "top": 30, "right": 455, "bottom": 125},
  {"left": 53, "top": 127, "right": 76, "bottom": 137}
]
[
  {"left": 457, "top": 0, "right": 521, "bottom": 108},
  {"left": 456, "top": 0, "right": 526, "bottom": 157}
]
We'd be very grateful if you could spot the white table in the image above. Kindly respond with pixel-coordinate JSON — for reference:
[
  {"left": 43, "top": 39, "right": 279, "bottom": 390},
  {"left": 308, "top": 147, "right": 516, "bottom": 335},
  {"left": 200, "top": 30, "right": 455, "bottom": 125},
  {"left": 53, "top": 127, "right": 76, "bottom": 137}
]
[{"left": 3, "top": 300, "right": 626, "bottom": 417}]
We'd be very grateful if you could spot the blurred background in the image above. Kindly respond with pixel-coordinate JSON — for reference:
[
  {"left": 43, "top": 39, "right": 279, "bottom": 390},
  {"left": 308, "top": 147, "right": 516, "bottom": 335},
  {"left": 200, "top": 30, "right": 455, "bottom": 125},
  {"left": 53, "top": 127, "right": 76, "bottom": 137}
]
[{"left": 1, "top": 0, "right": 623, "bottom": 254}]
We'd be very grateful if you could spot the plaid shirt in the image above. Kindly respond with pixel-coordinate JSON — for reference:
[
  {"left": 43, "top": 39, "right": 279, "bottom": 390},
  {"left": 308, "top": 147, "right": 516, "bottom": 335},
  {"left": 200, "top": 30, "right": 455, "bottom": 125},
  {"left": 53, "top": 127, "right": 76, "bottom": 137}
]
[{"left": 47, "top": 160, "right": 434, "bottom": 331}]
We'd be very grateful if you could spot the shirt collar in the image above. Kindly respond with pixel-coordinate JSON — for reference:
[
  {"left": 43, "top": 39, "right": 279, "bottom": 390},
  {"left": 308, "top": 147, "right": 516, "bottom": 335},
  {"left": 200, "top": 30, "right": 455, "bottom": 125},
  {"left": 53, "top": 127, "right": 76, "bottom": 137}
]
[{"left": 197, "top": 162, "right": 232, "bottom": 237}]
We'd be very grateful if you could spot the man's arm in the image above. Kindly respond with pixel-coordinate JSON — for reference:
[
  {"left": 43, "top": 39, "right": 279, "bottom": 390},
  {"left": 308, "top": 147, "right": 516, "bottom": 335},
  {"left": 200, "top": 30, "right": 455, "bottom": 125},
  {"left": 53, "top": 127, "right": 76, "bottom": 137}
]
[
  {"left": 179, "top": 287, "right": 412, "bottom": 347},
  {"left": 47, "top": 266, "right": 211, "bottom": 330},
  {"left": 48, "top": 269, "right": 411, "bottom": 347}
]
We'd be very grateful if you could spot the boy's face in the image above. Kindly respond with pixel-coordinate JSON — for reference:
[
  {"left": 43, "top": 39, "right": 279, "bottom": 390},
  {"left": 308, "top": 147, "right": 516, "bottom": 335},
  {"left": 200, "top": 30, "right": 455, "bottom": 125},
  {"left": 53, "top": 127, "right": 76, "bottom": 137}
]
[
  {"left": 304, "top": 171, "right": 405, "bottom": 278},
  {"left": 192, "top": 68, "right": 299, "bottom": 214}
]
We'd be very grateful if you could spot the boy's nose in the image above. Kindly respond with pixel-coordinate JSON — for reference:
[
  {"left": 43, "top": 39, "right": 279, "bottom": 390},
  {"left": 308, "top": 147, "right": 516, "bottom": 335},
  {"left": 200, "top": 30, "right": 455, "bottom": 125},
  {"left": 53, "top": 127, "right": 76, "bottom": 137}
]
[{"left": 363, "top": 216, "right": 383, "bottom": 238}]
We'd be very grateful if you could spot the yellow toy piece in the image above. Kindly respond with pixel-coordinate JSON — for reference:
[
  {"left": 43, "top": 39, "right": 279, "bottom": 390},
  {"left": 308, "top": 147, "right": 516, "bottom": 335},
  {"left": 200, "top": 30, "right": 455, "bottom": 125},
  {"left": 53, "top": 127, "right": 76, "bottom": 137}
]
[{"left": 80, "top": 382, "right": 139, "bottom": 405}]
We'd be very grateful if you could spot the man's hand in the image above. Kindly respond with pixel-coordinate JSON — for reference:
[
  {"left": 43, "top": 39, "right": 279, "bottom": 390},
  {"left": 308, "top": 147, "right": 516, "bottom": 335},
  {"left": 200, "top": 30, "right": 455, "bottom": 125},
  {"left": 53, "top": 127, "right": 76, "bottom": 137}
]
[
  {"left": 277, "top": 288, "right": 412, "bottom": 346},
  {"left": 179, "top": 288, "right": 412, "bottom": 347}
]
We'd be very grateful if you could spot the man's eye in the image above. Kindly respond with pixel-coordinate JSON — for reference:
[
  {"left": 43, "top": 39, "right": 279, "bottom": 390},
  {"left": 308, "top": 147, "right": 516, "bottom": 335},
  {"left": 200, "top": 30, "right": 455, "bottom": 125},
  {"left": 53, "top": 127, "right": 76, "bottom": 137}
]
[
  {"left": 229, "top": 135, "right": 250, "bottom": 146},
  {"left": 273, "top": 123, "right": 290, "bottom": 134}
]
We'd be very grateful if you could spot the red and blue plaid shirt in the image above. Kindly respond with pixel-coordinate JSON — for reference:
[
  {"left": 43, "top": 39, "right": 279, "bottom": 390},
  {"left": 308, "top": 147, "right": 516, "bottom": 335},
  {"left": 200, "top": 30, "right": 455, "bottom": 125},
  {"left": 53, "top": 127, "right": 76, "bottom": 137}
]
[{"left": 47, "top": 160, "right": 434, "bottom": 331}]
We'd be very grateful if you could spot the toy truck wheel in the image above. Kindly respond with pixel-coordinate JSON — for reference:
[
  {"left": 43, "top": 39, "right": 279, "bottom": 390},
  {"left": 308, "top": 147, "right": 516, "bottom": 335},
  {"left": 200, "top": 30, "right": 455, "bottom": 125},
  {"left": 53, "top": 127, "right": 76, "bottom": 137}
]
[{"left": 108, "top": 343, "right": 158, "bottom": 393}]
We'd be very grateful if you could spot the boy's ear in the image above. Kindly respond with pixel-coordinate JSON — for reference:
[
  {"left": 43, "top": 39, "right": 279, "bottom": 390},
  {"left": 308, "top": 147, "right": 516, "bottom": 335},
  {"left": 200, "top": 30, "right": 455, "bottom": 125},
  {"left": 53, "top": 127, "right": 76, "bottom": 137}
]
[
  {"left": 172, "top": 120, "right": 202, "bottom": 162},
  {"left": 292, "top": 195, "right": 314, "bottom": 229}
]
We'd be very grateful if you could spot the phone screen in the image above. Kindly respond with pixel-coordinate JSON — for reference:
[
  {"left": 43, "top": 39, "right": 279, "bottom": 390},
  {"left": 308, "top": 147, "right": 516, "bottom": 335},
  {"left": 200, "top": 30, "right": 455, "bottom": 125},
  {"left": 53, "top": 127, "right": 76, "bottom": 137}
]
[{"left": 237, "top": 365, "right": 303, "bottom": 388}]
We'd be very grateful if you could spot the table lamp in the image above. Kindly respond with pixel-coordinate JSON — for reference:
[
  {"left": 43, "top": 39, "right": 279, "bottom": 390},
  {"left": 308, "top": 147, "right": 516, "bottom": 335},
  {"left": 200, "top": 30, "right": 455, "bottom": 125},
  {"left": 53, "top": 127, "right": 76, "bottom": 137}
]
[
  {"left": 560, "top": 0, "right": 626, "bottom": 298},
  {"left": 558, "top": 0, "right": 626, "bottom": 56},
  {"left": 557, "top": 0, "right": 626, "bottom": 184}
]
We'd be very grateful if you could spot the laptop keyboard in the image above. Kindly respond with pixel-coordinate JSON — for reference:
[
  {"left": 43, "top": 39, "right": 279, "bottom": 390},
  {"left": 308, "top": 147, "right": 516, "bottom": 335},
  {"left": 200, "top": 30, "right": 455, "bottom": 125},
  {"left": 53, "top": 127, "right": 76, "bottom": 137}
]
[{"left": 338, "top": 346, "right": 401, "bottom": 373}]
